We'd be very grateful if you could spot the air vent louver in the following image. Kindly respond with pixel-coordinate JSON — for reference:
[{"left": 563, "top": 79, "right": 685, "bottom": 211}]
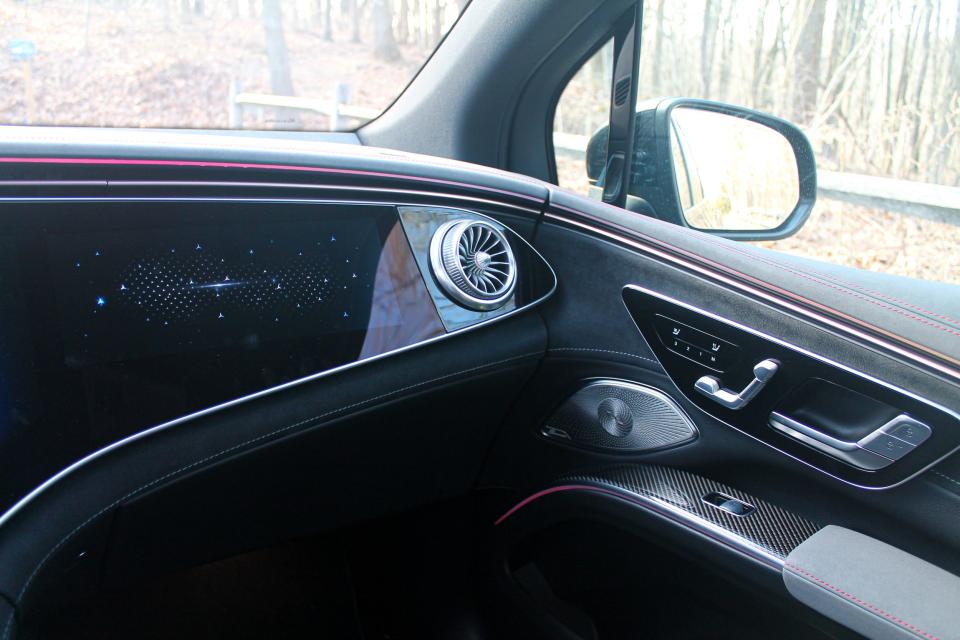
[{"left": 429, "top": 220, "right": 517, "bottom": 311}]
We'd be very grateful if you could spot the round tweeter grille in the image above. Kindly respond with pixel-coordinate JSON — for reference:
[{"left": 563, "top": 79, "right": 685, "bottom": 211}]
[
  {"left": 429, "top": 220, "right": 517, "bottom": 311},
  {"left": 541, "top": 380, "right": 698, "bottom": 452},
  {"left": 597, "top": 397, "right": 634, "bottom": 437}
]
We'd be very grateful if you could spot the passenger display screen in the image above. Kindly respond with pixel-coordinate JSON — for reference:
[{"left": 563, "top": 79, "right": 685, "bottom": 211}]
[
  {"left": 0, "top": 201, "right": 444, "bottom": 512},
  {"left": 53, "top": 212, "right": 397, "bottom": 362}
]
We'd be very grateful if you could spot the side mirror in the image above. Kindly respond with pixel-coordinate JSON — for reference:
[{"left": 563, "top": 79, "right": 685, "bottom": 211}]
[{"left": 585, "top": 98, "right": 817, "bottom": 241}]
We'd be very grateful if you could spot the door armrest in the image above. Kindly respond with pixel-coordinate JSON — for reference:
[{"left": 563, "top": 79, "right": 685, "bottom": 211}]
[{"left": 783, "top": 525, "right": 960, "bottom": 640}]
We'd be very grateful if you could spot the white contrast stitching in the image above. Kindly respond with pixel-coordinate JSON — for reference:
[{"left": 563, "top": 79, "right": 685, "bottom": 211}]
[
  {"left": 933, "top": 470, "right": 960, "bottom": 490},
  {"left": 548, "top": 347, "right": 658, "bottom": 365}
]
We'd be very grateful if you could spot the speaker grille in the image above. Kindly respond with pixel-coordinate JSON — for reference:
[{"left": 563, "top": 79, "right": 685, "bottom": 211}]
[{"left": 542, "top": 380, "right": 697, "bottom": 452}]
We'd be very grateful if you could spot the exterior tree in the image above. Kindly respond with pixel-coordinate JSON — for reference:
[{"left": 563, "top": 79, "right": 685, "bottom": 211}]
[
  {"left": 792, "top": 0, "right": 827, "bottom": 124},
  {"left": 398, "top": 0, "right": 409, "bottom": 44},
  {"left": 350, "top": 0, "right": 362, "bottom": 43},
  {"left": 372, "top": 0, "right": 402, "bottom": 61},
  {"left": 700, "top": 0, "right": 717, "bottom": 97},
  {"left": 262, "top": 0, "right": 295, "bottom": 96},
  {"left": 321, "top": 0, "right": 333, "bottom": 41}
]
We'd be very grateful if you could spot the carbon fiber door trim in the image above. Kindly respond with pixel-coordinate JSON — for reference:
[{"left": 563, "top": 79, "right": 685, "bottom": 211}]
[{"left": 497, "top": 465, "right": 821, "bottom": 568}]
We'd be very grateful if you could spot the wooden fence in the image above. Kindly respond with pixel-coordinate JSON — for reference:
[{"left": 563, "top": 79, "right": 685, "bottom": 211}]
[{"left": 229, "top": 82, "right": 379, "bottom": 131}]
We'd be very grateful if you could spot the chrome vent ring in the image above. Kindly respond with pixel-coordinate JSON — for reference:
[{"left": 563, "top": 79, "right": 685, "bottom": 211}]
[{"left": 429, "top": 220, "right": 517, "bottom": 311}]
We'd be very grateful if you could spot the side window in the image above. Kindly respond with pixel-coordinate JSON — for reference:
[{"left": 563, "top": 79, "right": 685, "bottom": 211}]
[
  {"left": 553, "top": 39, "right": 614, "bottom": 196},
  {"left": 554, "top": 3, "right": 959, "bottom": 286},
  {"left": 633, "top": 0, "right": 957, "bottom": 284}
]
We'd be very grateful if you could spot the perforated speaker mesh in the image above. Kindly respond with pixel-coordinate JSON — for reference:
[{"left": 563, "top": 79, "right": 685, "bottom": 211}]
[{"left": 542, "top": 381, "right": 697, "bottom": 452}]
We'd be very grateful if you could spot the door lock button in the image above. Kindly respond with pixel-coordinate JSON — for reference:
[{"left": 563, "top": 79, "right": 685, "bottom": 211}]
[
  {"left": 860, "top": 433, "right": 914, "bottom": 461},
  {"left": 881, "top": 416, "right": 932, "bottom": 447}
]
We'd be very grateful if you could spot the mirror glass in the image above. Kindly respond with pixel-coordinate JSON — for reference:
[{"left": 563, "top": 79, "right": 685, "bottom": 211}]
[{"left": 670, "top": 107, "right": 800, "bottom": 231}]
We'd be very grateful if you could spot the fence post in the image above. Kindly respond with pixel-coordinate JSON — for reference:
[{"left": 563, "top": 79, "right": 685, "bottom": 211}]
[
  {"left": 331, "top": 82, "right": 351, "bottom": 131},
  {"left": 228, "top": 78, "right": 242, "bottom": 129}
]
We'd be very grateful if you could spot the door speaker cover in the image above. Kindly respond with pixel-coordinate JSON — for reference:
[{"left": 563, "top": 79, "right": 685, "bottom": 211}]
[{"left": 542, "top": 380, "right": 697, "bottom": 452}]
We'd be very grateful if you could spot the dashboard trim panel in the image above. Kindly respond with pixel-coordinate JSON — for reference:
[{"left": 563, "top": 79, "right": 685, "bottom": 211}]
[
  {"left": 0, "top": 157, "right": 545, "bottom": 204},
  {"left": 0, "top": 197, "right": 556, "bottom": 529},
  {"left": 0, "top": 181, "right": 544, "bottom": 216}
]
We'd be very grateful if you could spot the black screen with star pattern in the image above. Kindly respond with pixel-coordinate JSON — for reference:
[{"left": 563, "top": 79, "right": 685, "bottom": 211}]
[{"left": 0, "top": 201, "right": 443, "bottom": 512}]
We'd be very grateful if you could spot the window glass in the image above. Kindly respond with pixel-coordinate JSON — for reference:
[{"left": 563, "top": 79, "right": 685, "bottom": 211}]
[
  {"left": 0, "top": 0, "right": 467, "bottom": 131},
  {"left": 553, "top": 39, "right": 614, "bottom": 195},
  {"left": 637, "top": 0, "right": 960, "bottom": 284}
]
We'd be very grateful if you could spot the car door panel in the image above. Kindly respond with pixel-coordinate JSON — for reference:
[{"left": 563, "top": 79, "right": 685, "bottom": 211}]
[
  {"left": 0, "top": 2, "right": 957, "bottom": 638},
  {"left": 0, "top": 144, "right": 956, "bottom": 640},
  {"left": 482, "top": 208, "right": 960, "bottom": 589}
]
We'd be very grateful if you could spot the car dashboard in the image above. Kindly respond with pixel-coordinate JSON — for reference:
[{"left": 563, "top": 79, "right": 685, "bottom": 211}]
[{"left": 0, "top": 146, "right": 556, "bottom": 521}]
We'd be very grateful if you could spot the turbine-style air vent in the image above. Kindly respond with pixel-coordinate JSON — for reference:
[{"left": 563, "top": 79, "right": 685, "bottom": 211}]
[{"left": 429, "top": 219, "right": 517, "bottom": 311}]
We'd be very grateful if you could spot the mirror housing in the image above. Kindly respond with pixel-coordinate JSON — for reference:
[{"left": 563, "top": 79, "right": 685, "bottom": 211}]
[{"left": 585, "top": 98, "right": 817, "bottom": 241}]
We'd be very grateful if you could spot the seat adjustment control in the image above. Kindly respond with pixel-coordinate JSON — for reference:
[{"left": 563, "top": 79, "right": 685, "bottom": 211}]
[{"left": 695, "top": 359, "right": 779, "bottom": 410}]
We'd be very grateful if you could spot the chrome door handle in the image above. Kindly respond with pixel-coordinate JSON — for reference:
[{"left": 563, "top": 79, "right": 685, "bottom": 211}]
[
  {"left": 768, "top": 411, "right": 930, "bottom": 470},
  {"left": 694, "top": 359, "right": 779, "bottom": 410}
]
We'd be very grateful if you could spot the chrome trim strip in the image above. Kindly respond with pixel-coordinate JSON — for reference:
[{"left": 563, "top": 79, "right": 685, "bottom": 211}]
[
  {"left": 107, "top": 181, "right": 545, "bottom": 215},
  {"left": 546, "top": 211, "right": 960, "bottom": 382},
  {"left": 0, "top": 182, "right": 544, "bottom": 216},
  {"left": 768, "top": 412, "right": 893, "bottom": 471},
  {"left": 622, "top": 285, "right": 960, "bottom": 490},
  {"left": 770, "top": 411, "right": 862, "bottom": 452},
  {"left": 0, "top": 199, "right": 557, "bottom": 528},
  {"left": 0, "top": 156, "right": 547, "bottom": 204},
  {"left": 0, "top": 194, "right": 540, "bottom": 216},
  {"left": 0, "top": 180, "right": 107, "bottom": 186}
]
